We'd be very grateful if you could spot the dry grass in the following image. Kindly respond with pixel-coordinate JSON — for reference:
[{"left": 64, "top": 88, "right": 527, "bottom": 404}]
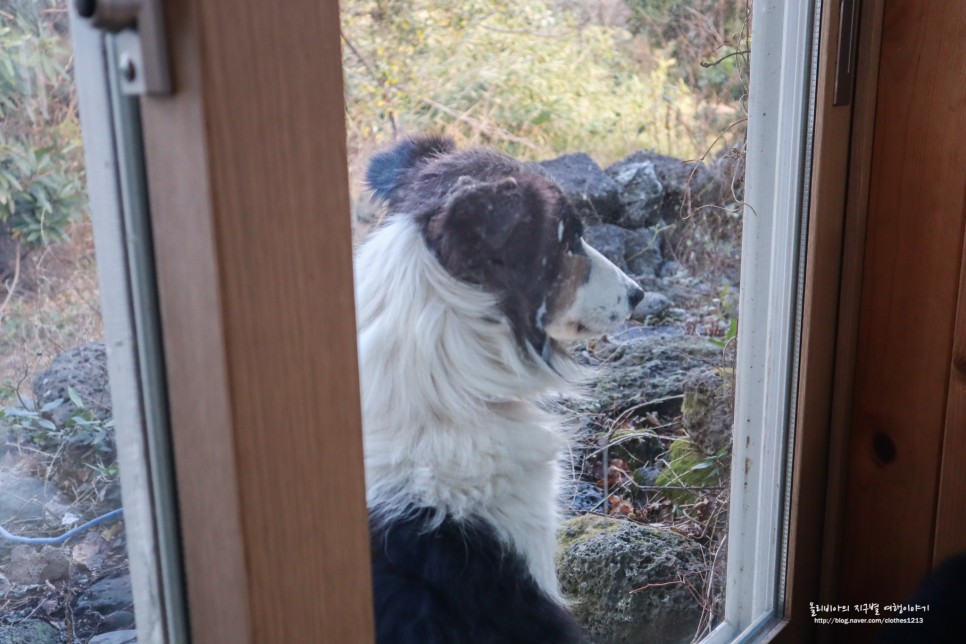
[{"left": 0, "top": 217, "right": 102, "bottom": 407}]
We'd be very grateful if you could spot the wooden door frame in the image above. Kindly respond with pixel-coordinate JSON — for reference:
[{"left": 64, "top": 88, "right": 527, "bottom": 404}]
[
  {"left": 792, "top": 0, "right": 883, "bottom": 633},
  {"left": 137, "top": 0, "right": 373, "bottom": 641},
  {"left": 833, "top": 0, "right": 966, "bottom": 620},
  {"left": 774, "top": 0, "right": 884, "bottom": 640},
  {"left": 788, "top": 1, "right": 966, "bottom": 641}
]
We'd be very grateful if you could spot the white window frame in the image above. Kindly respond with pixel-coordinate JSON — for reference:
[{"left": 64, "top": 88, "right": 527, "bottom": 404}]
[
  {"left": 71, "top": 12, "right": 187, "bottom": 644},
  {"left": 705, "top": 0, "right": 820, "bottom": 641}
]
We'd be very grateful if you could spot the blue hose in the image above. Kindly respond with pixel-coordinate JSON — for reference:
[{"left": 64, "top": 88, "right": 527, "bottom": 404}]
[{"left": 0, "top": 508, "right": 123, "bottom": 545}]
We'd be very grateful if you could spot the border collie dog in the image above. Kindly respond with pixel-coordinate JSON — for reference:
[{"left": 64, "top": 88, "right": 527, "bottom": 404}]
[{"left": 356, "top": 136, "right": 644, "bottom": 643}]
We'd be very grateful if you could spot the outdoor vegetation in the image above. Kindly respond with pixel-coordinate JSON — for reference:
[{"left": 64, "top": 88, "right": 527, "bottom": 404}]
[
  {"left": 1, "top": 0, "right": 94, "bottom": 406},
  {"left": 1, "top": 3, "right": 121, "bottom": 641},
  {"left": 342, "top": 0, "right": 749, "bottom": 214},
  {"left": 342, "top": 0, "right": 748, "bottom": 160}
]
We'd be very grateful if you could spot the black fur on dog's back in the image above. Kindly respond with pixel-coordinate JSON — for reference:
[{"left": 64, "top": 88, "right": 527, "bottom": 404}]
[
  {"left": 876, "top": 553, "right": 966, "bottom": 643},
  {"left": 370, "top": 509, "right": 585, "bottom": 644}
]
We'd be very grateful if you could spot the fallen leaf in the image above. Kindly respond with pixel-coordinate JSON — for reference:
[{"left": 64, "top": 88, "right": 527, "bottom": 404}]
[
  {"left": 71, "top": 533, "right": 110, "bottom": 572},
  {"left": 607, "top": 495, "right": 634, "bottom": 517}
]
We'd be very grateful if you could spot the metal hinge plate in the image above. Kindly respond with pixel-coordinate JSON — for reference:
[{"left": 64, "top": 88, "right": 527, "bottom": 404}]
[{"left": 75, "top": 0, "right": 172, "bottom": 96}]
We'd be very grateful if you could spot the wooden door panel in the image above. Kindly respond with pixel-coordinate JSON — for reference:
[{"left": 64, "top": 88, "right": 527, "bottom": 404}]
[{"left": 839, "top": 0, "right": 966, "bottom": 614}]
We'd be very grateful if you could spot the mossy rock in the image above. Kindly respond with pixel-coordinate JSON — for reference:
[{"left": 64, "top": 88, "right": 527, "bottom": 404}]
[
  {"left": 580, "top": 335, "right": 720, "bottom": 419},
  {"left": 0, "top": 620, "right": 60, "bottom": 644},
  {"left": 655, "top": 436, "right": 725, "bottom": 504},
  {"left": 598, "top": 425, "right": 664, "bottom": 469},
  {"left": 557, "top": 515, "right": 704, "bottom": 643},
  {"left": 681, "top": 367, "right": 734, "bottom": 455}
]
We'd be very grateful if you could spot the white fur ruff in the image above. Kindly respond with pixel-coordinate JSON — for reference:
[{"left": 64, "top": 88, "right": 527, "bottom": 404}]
[{"left": 355, "top": 216, "right": 578, "bottom": 601}]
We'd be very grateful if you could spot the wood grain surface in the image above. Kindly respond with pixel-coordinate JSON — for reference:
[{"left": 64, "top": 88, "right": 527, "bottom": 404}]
[
  {"left": 778, "top": 3, "right": 884, "bottom": 641},
  {"left": 140, "top": 0, "right": 374, "bottom": 641},
  {"left": 838, "top": 0, "right": 966, "bottom": 630},
  {"left": 818, "top": 0, "right": 886, "bottom": 620}
]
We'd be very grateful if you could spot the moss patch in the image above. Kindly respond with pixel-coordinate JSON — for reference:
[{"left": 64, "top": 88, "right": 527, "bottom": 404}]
[
  {"left": 655, "top": 436, "right": 724, "bottom": 504},
  {"left": 557, "top": 514, "right": 622, "bottom": 555}
]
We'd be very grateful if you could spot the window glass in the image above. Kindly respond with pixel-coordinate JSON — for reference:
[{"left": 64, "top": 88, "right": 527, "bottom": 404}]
[
  {"left": 1, "top": 3, "right": 136, "bottom": 642},
  {"left": 342, "top": 1, "right": 753, "bottom": 640}
]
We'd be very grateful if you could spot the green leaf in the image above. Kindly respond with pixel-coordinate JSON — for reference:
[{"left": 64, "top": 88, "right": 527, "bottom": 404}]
[
  {"left": 40, "top": 398, "right": 64, "bottom": 412},
  {"left": 531, "top": 109, "right": 552, "bottom": 125},
  {"left": 67, "top": 385, "right": 85, "bottom": 409}
]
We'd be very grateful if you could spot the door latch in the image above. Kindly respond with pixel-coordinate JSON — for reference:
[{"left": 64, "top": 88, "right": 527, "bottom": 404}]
[{"left": 75, "top": 0, "right": 171, "bottom": 96}]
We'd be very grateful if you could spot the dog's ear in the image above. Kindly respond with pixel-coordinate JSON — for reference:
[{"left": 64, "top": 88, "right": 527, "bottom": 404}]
[
  {"left": 441, "top": 176, "right": 538, "bottom": 250},
  {"left": 366, "top": 135, "right": 456, "bottom": 201}
]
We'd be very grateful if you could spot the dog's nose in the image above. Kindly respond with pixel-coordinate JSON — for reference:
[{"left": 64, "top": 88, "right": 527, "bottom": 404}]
[{"left": 628, "top": 285, "right": 645, "bottom": 309}]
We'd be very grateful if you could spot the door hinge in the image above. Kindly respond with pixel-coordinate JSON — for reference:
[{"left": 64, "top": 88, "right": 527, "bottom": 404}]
[{"left": 75, "top": 0, "right": 172, "bottom": 96}]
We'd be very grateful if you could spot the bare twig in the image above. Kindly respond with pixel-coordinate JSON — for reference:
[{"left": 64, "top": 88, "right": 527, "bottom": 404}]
[
  {"left": 601, "top": 437, "right": 609, "bottom": 515},
  {"left": 0, "top": 241, "right": 23, "bottom": 326},
  {"left": 341, "top": 30, "right": 398, "bottom": 136},
  {"left": 341, "top": 31, "right": 379, "bottom": 86},
  {"left": 610, "top": 395, "right": 684, "bottom": 427},
  {"left": 631, "top": 578, "right": 685, "bottom": 594},
  {"left": 676, "top": 117, "right": 749, "bottom": 249},
  {"left": 700, "top": 49, "right": 750, "bottom": 68},
  {"left": 630, "top": 483, "right": 725, "bottom": 492},
  {"left": 420, "top": 98, "right": 539, "bottom": 150},
  {"left": 14, "top": 362, "right": 32, "bottom": 411},
  {"left": 478, "top": 25, "right": 571, "bottom": 39},
  {"left": 586, "top": 422, "right": 681, "bottom": 458}
]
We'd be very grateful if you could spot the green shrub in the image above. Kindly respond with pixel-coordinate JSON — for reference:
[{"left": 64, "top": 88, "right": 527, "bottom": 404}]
[
  {"left": 0, "top": 0, "right": 85, "bottom": 248},
  {"left": 1, "top": 390, "right": 115, "bottom": 463},
  {"left": 341, "top": 0, "right": 707, "bottom": 164},
  {"left": 1, "top": 390, "right": 117, "bottom": 503},
  {"left": 0, "top": 135, "right": 84, "bottom": 245},
  {"left": 626, "top": 0, "right": 749, "bottom": 99}
]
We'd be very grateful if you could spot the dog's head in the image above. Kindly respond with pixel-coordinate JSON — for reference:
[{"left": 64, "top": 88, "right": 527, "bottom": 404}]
[{"left": 367, "top": 135, "right": 644, "bottom": 358}]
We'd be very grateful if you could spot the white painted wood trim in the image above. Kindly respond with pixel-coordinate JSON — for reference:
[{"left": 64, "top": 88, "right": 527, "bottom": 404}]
[
  {"left": 704, "top": 613, "right": 781, "bottom": 644},
  {"left": 719, "top": 0, "right": 818, "bottom": 638},
  {"left": 703, "top": 620, "right": 739, "bottom": 644},
  {"left": 70, "top": 11, "right": 184, "bottom": 644}
]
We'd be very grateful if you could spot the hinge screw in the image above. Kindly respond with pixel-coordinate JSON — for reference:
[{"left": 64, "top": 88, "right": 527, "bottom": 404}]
[
  {"left": 75, "top": 0, "right": 97, "bottom": 18},
  {"left": 119, "top": 53, "right": 137, "bottom": 83}
]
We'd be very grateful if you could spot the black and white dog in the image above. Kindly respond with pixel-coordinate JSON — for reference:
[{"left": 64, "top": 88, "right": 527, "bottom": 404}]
[{"left": 356, "top": 136, "right": 644, "bottom": 643}]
